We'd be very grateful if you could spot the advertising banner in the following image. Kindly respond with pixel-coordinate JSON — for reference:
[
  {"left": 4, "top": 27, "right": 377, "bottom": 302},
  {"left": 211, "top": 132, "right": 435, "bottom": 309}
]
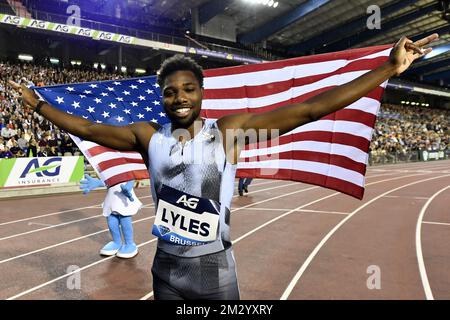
[
  {"left": 420, "top": 150, "right": 447, "bottom": 162},
  {"left": 0, "top": 14, "right": 135, "bottom": 45},
  {"left": 0, "top": 156, "right": 84, "bottom": 188}
]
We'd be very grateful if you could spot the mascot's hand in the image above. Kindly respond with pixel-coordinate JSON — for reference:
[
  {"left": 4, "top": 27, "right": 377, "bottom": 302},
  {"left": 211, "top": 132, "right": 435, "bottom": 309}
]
[
  {"left": 79, "top": 174, "right": 105, "bottom": 194},
  {"left": 120, "top": 180, "right": 135, "bottom": 202}
]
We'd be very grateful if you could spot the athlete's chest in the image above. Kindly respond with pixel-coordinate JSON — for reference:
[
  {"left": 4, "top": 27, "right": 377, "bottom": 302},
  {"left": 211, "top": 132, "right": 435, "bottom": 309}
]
[{"left": 150, "top": 129, "right": 224, "bottom": 169}]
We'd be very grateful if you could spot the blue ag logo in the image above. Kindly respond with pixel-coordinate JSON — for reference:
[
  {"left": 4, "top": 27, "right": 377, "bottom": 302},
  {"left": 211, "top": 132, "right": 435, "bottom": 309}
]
[
  {"left": 20, "top": 157, "right": 62, "bottom": 178},
  {"left": 158, "top": 225, "right": 171, "bottom": 236}
]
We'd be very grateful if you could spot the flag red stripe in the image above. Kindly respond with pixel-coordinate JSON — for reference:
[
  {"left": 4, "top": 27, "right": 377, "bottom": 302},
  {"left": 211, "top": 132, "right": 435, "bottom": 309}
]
[
  {"left": 201, "top": 86, "right": 384, "bottom": 119},
  {"left": 237, "top": 168, "right": 364, "bottom": 199},
  {"left": 321, "top": 109, "right": 376, "bottom": 128},
  {"left": 96, "top": 157, "right": 146, "bottom": 171},
  {"left": 105, "top": 170, "right": 149, "bottom": 187},
  {"left": 272, "top": 131, "right": 370, "bottom": 152},
  {"left": 239, "top": 150, "right": 366, "bottom": 175},
  {"left": 243, "top": 131, "right": 370, "bottom": 152},
  {"left": 72, "top": 45, "right": 390, "bottom": 198},
  {"left": 203, "top": 57, "right": 387, "bottom": 100},
  {"left": 86, "top": 145, "right": 142, "bottom": 157},
  {"left": 204, "top": 45, "right": 391, "bottom": 77}
]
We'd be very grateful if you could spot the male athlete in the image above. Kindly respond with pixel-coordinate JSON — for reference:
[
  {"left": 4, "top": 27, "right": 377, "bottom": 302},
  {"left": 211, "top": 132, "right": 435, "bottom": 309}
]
[{"left": 10, "top": 34, "right": 438, "bottom": 299}]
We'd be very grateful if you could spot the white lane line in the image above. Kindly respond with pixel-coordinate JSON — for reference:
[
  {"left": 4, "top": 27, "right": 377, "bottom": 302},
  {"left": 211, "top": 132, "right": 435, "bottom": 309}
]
[
  {"left": 0, "top": 215, "right": 102, "bottom": 242},
  {"left": 280, "top": 174, "right": 450, "bottom": 300},
  {"left": 238, "top": 207, "right": 286, "bottom": 212},
  {"left": 0, "top": 197, "right": 152, "bottom": 226},
  {"left": 233, "top": 174, "right": 426, "bottom": 248},
  {"left": 383, "top": 195, "right": 429, "bottom": 200},
  {"left": 416, "top": 185, "right": 450, "bottom": 300},
  {"left": 7, "top": 172, "right": 429, "bottom": 300},
  {"left": 0, "top": 216, "right": 155, "bottom": 265},
  {"left": 6, "top": 237, "right": 158, "bottom": 300},
  {"left": 232, "top": 193, "right": 339, "bottom": 245},
  {"left": 240, "top": 207, "right": 349, "bottom": 215},
  {"left": 7, "top": 182, "right": 319, "bottom": 300},
  {"left": 422, "top": 221, "right": 450, "bottom": 227},
  {"left": 297, "top": 209, "right": 349, "bottom": 215},
  {"left": 138, "top": 172, "right": 429, "bottom": 300},
  {"left": 27, "top": 222, "right": 55, "bottom": 227},
  {"left": 367, "top": 162, "right": 450, "bottom": 171},
  {"left": 0, "top": 205, "right": 105, "bottom": 226},
  {"left": 139, "top": 291, "right": 154, "bottom": 300},
  {"left": 0, "top": 180, "right": 279, "bottom": 227},
  {"left": 1, "top": 182, "right": 300, "bottom": 269},
  {"left": 137, "top": 186, "right": 323, "bottom": 301},
  {"left": 1, "top": 182, "right": 296, "bottom": 240}
]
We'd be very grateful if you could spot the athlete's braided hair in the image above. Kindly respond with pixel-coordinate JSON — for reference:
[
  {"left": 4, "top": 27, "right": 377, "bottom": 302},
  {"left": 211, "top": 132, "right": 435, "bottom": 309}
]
[{"left": 157, "top": 55, "right": 204, "bottom": 88}]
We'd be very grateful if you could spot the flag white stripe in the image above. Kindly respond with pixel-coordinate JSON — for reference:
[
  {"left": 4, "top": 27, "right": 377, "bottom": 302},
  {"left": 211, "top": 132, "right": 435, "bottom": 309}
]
[
  {"left": 240, "top": 140, "right": 368, "bottom": 164},
  {"left": 286, "top": 120, "right": 374, "bottom": 140},
  {"left": 79, "top": 141, "right": 142, "bottom": 158},
  {"left": 204, "top": 48, "right": 391, "bottom": 89},
  {"left": 237, "top": 159, "right": 365, "bottom": 187},
  {"left": 202, "top": 118, "right": 374, "bottom": 142},
  {"left": 203, "top": 70, "right": 370, "bottom": 110},
  {"left": 100, "top": 163, "right": 148, "bottom": 180},
  {"left": 89, "top": 151, "right": 144, "bottom": 163},
  {"left": 67, "top": 48, "right": 389, "bottom": 196},
  {"left": 344, "top": 98, "right": 380, "bottom": 115}
]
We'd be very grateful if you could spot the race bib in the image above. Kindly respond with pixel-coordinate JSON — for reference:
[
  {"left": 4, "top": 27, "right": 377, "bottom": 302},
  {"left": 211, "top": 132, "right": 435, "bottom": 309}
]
[{"left": 152, "top": 184, "right": 221, "bottom": 246}]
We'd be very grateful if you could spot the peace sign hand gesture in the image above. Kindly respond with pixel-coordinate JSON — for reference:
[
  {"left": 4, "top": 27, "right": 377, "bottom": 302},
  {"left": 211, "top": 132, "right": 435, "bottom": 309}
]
[
  {"left": 389, "top": 33, "right": 439, "bottom": 76},
  {"left": 8, "top": 80, "right": 40, "bottom": 110}
]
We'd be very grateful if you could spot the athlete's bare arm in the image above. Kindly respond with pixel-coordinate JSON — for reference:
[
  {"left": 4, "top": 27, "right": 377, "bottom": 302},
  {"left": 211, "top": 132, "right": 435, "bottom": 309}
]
[
  {"left": 8, "top": 80, "right": 158, "bottom": 155},
  {"left": 218, "top": 34, "right": 438, "bottom": 145}
]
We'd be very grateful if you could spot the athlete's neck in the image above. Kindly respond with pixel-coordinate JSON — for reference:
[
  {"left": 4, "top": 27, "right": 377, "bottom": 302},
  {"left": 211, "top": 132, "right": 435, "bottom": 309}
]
[{"left": 171, "top": 117, "right": 204, "bottom": 143}]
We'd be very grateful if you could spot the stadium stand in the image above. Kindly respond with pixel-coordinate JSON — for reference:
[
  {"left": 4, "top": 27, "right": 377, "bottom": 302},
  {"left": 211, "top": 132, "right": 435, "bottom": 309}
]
[
  {"left": 0, "top": 0, "right": 15, "bottom": 15},
  {"left": 370, "top": 104, "right": 449, "bottom": 164},
  {"left": 1, "top": 58, "right": 448, "bottom": 164},
  {"left": 0, "top": 60, "right": 125, "bottom": 159}
]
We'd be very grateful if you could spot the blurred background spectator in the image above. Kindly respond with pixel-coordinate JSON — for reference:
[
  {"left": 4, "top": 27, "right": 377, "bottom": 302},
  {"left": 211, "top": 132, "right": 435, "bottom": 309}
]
[
  {"left": 0, "top": 59, "right": 449, "bottom": 165},
  {"left": 0, "top": 59, "right": 124, "bottom": 159}
]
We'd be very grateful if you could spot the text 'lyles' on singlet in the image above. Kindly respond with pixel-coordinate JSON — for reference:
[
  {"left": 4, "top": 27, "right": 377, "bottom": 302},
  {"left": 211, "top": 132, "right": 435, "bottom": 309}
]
[{"left": 148, "top": 119, "right": 237, "bottom": 257}]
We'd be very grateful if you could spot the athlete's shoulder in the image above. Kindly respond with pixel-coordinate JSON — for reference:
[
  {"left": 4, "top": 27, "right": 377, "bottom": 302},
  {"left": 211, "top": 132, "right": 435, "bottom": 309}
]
[
  {"left": 128, "top": 121, "right": 162, "bottom": 151},
  {"left": 129, "top": 121, "right": 161, "bottom": 133}
]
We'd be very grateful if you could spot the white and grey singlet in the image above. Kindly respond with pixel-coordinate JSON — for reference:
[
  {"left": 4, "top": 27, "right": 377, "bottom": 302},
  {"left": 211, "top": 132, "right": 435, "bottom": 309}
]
[{"left": 148, "top": 119, "right": 236, "bottom": 258}]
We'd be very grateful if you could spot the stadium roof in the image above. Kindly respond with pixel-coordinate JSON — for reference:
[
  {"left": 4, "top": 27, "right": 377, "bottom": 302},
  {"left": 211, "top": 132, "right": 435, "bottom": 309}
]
[
  {"left": 1, "top": 0, "right": 449, "bottom": 86},
  {"left": 144, "top": 0, "right": 450, "bottom": 86}
]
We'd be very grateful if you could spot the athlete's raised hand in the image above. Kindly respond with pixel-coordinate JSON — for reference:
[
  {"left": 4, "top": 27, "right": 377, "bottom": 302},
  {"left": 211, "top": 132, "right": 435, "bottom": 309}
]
[
  {"left": 8, "top": 80, "right": 40, "bottom": 109},
  {"left": 389, "top": 33, "right": 439, "bottom": 76}
]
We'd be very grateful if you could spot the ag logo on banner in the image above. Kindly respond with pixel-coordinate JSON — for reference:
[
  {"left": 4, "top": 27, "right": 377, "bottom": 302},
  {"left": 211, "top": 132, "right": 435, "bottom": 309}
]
[
  {"left": 0, "top": 156, "right": 84, "bottom": 188},
  {"left": 20, "top": 157, "right": 62, "bottom": 178}
]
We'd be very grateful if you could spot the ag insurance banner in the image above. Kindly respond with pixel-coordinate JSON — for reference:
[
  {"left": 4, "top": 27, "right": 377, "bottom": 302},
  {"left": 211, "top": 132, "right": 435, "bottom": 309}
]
[{"left": 0, "top": 156, "right": 84, "bottom": 188}]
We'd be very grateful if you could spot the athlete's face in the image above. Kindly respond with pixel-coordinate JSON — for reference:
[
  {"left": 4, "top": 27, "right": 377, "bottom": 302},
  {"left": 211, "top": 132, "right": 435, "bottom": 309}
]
[{"left": 162, "top": 70, "right": 203, "bottom": 128}]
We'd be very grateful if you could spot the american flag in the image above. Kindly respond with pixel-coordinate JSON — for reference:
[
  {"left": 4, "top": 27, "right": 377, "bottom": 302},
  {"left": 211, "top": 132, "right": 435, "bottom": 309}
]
[
  {"left": 34, "top": 44, "right": 392, "bottom": 199},
  {"left": 34, "top": 78, "right": 167, "bottom": 186}
]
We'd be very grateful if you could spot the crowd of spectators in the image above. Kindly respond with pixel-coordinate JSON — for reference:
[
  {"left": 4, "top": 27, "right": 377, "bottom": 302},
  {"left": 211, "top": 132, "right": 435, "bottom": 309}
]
[
  {"left": 0, "top": 60, "right": 124, "bottom": 158},
  {"left": 370, "top": 103, "right": 450, "bottom": 163},
  {"left": 1, "top": 60, "right": 449, "bottom": 165}
]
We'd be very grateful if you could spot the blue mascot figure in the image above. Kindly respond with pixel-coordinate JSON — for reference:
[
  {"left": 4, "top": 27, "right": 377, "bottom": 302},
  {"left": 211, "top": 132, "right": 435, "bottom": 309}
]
[{"left": 80, "top": 175, "right": 142, "bottom": 258}]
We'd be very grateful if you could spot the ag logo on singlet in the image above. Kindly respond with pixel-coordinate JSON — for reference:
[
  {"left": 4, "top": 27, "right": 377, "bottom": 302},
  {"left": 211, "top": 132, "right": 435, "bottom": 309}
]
[{"left": 176, "top": 195, "right": 199, "bottom": 209}]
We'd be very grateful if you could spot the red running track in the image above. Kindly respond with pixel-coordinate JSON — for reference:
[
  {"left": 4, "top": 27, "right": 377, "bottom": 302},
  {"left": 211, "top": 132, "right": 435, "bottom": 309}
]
[{"left": 0, "top": 160, "right": 449, "bottom": 300}]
